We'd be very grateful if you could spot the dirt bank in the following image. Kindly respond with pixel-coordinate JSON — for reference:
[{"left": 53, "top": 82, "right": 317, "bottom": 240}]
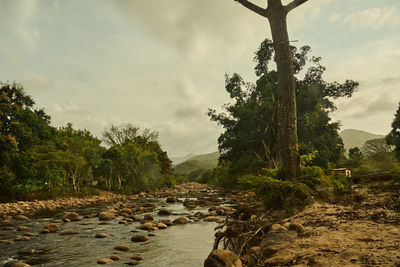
[{"left": 211, "top": 181, "right": 400, "bottom": 266}]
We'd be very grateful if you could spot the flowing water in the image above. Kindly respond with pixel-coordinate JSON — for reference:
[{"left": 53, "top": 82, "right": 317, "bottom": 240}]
[{"left": 0, "top": 198, "right": 222, "bottom": 267}]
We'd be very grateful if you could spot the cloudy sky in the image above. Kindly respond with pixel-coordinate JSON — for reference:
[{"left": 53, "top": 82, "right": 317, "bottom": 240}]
[{"left": 1, "top": 0, "right": 400, "bottom": 157}]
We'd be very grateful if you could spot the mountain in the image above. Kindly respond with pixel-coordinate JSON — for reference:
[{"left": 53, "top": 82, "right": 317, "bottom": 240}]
[
  {"left": 174, "top": 151, "right": 219, "bottom": 175},
  {"left": 339, "top": 129, "right": 385, "bottom": 151},
  {"left": 170, "top": 153, "right": 196, "bottom": 165}
]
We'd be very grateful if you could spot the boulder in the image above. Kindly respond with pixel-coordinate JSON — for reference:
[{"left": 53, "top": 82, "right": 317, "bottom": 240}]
[
  {"left": 137, "top": 222, "right": 156, "bottom": 231},
  {"left": 172, "top": 217, "right": 188, "bottom": 224},
  {"left": 95, "top": 233, "right": 110, "bottom": 238},
  {"left": 260, "top": 230, "right": 297, "bottom": 258},
  {"left": 131, "top": 235, "right": 148, "bottom": 242},
  {"left": 17, "top": 226, "right": 28, "bottom": 231},
  {"left": 166, "top": 196, "right": 178, "bottom": 203},
  {"left": 130, "top": 254, "right": 143, "bottom": 261},
  {"left": 160, "top": 219, "right": 172, "bottom": 226},
  {"left": 110, "top": 255, "right": 120, "bottom": 261},
  {"left": 114, "top": 244, "right": 131, "bottom": 251},
  {"left": 120, "top": 208, "right": 133, "bottom": 215},
  {"left": 97, "top": 258, "right": 113, "bottom": 264},
  {"left": 60, "top": 230, "right": 80, "bottom": 235},
  {"left": 157, "top": 222, "right": 168, "bottom": 229},
  {"left": 158, "top": 208, "right": 172, "bottom": 216},
  {"left": 204, "top": 249, "right": 242, "bottom": 267},
  {"left": 288, "top": 222, "right": 305, "bottom": 236},
  {"left": 99, "top": 211, "right": 115, "bottom": 220},
  {"left": 63, "top": 212, "right": 81, "bottom": 222},
  {"left": 143, "top": 213, "right": 154, "bottom": 221},
  {"left": 124, "top": 261, "right": 139, "bottom": 265},
  {"left": 204, "top": 216, "right": 220, "bottom": 222},
  {"left": 43, "top": 223, "right": 59, "bottom": 233}
]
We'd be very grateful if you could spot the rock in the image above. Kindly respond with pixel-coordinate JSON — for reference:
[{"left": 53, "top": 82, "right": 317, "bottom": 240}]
[
  {"left": 172, "top": 217, "right": 188, "bottom": 224},
  {"left": 260, "top": 230, "right": 297, "bottom": 258},
  {"left": 204, "top": 216, "right": 220, "bottom": 222},
  {"left": 204, "top": 249, "right": 242, "bottom": 267},
  {"left": 99, "top": 211, "right": 115, "bottom": 220},
  {"left": 160, "top": 219, "right": 172, "bottom": 226},
  {"left": 23, "top": 232, "right": 36, "bottom": 237},
  {"left": 148, "top": 233, "right": 155, "bottom": 237},
  {"left": 137, "top": 222, "right": 156, "bottom": 231},
  {"left": 143, "top": 213, "right": 154, "bottom": 221},
  {"left": 63, "top": 212, "right": 81, "bottom": 222},
  {"left": 95, "top": 233, "right": 110, "bottom": 238},
  {"left": 17, "top": 226, "right": 29, "bottom": 231},
  {"left": 43, "top": 223, "right": 59, "bottom": 233},
  {"left": 194, "top": 211, "right": 206, "bottom": 218},
  {"left": 131, "top": 235, "right": 149, "bottom": 242},
  {"left": 97, "top": 258, "right": 113, "bottom": 264},
  {"left": 166, "top": 196, "right": 178, "bottom": 203},
  {"left": 157, "top": 222, "right": 168, "bottom": 229},
  {"left": 124, "top": 261, "right": 140, "bottom": 265},
  {"left": 15, "top": 215, "right": 29, "bottom": 220},
  {"left": 110, "top": 255, "right": 121, "bottom": 261},
  {"left": 60, "top": 230, "right": 80, "bottom": 235},
  {"left": 288, "top": 222, "right": 305, "bottom": 236},
  {"left": 271, "top": 224, "right": 287, "bottom": 232},
  {"left": 15, "top": 236, "right": 30, "bottom": 241},
  {"left": 114, "top": 244, "right": 131, "bottom": 251},
  {"left": 4, "top": 261, "right": 31, "bottom": 267},
  {"left": 41, "top": 229, "right": 50, "bottom": 234},
  {"left": 120, "top": 208, "right": 133, "bottom": 215},
  {"left": 158, "top": 208, "right": 172, "bottom": 216},
  {"left": 130, "top": 254, "right": 143, "bottom": 261}
]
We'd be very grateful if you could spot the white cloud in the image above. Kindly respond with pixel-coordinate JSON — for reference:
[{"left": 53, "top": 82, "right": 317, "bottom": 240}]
[{"left": 341, "top": 7, "right": 400, "bottom": 30}]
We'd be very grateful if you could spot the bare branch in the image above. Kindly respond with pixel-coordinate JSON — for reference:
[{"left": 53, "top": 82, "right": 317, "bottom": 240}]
[
  {"left": 234, "top": 0, "right": 268, "bottom": 18},
  {"left": 285, "top": 0, "right": 308, "bottom": 13}
]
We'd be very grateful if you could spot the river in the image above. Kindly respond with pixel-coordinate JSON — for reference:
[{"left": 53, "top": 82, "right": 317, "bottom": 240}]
[{"left": 0, "top": 193, "right": 226, "bottom": 267}]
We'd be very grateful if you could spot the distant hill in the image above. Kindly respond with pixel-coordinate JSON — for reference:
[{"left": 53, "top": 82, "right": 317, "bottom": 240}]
[
  {"left": 174, "top": 151, "right": 219, "bottom": 175},
  {"left": 339, "top": 129, "right": 385, "bottom": 151},
  {"left": 170, "top": 153, "right": 195, "bottom": 165}
]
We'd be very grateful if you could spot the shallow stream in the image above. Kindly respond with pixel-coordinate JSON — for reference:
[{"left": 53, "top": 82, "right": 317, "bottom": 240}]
[{"left": 0, "top": 197, "right": 222, "bottom": 267}]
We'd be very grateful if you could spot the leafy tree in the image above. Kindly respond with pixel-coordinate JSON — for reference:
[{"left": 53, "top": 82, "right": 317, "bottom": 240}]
[
  {"left": 102, "top": 124, "right": 173, "bottom": 192},
  {"left": 387, "top": 103, "right": 400, "bottom": 161},
  {"left": 58, "top": 123, "right": 104, "bottom": 194},
  {"left": 208, "top": 40, "right": 357, "bottom": 178},
  {"left": 349, "top": 147, "right": 362, "bottom": 161},
  {"left": 363, "top": 138, "right": 393, "bottom": 155},
  {"left": 233, "top": 0, "right": 310, "bottom": 178}
]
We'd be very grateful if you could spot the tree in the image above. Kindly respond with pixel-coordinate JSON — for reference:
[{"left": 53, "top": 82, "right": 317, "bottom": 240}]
[
  {"left": 362, "top": 138, "right": 393, "bottom": 155},
  {"left": 233, "top": 0, "right": 309, "bottom": 178},
  {"left": 387, "top": 103, "right": 400, "bottom": 161},
  {"left": 349, "top": 147, "right": 362, "bottom": 161},
  {"left": 208, "top": 39, "right": 357, "bottom": 175}
]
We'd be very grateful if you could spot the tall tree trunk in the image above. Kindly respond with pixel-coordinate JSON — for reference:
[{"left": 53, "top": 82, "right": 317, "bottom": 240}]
[
  {"left": 233, "top": 0, "right": 308, "bottom": 178},
  {"left": 267, "top": 2, "right": 301, "bottom": 178}
]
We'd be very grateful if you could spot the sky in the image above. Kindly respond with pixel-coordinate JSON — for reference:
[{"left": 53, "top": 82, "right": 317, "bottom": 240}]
[{"left": 1, "top": 0, "right": 400, "bottom": 157}]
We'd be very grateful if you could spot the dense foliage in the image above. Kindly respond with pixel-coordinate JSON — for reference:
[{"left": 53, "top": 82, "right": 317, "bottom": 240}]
[
  {"left": 387, "top": 103, "right": 400, "bottom": 162},
  {"left": 0, "top": 82, "right": 177, "bottom": 201},
  {"left": 207, "top": 39, "right": 358, "bottom": 182}
]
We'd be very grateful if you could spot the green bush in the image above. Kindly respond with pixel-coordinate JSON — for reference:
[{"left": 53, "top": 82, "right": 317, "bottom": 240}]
[{"left": 238, "top": 165, "right": 352, "bottom": 213}]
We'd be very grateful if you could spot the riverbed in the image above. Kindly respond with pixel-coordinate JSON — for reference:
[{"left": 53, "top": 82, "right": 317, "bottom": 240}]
[{"left": 0, "top": 185, "right": 231, "bottom": 267}]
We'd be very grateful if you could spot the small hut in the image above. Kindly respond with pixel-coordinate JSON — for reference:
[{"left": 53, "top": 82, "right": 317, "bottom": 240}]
[{"left": 333, "top": 168, "right": 351, "bottom": 177}]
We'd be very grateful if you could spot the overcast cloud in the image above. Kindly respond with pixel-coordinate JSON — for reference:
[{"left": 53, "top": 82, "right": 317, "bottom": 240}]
[{"left": 1, "top": 0, "right": 399, "bottom": 157}]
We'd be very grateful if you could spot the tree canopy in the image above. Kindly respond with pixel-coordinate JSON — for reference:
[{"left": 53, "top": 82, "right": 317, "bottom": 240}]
[{"left": 208, "top": 39, "right": 358, "bottom": 178}]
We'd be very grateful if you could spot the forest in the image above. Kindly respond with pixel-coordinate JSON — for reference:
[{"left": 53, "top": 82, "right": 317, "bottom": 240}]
[{"left": 0, "top": 82, "right": 183, "bottom": 201}]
